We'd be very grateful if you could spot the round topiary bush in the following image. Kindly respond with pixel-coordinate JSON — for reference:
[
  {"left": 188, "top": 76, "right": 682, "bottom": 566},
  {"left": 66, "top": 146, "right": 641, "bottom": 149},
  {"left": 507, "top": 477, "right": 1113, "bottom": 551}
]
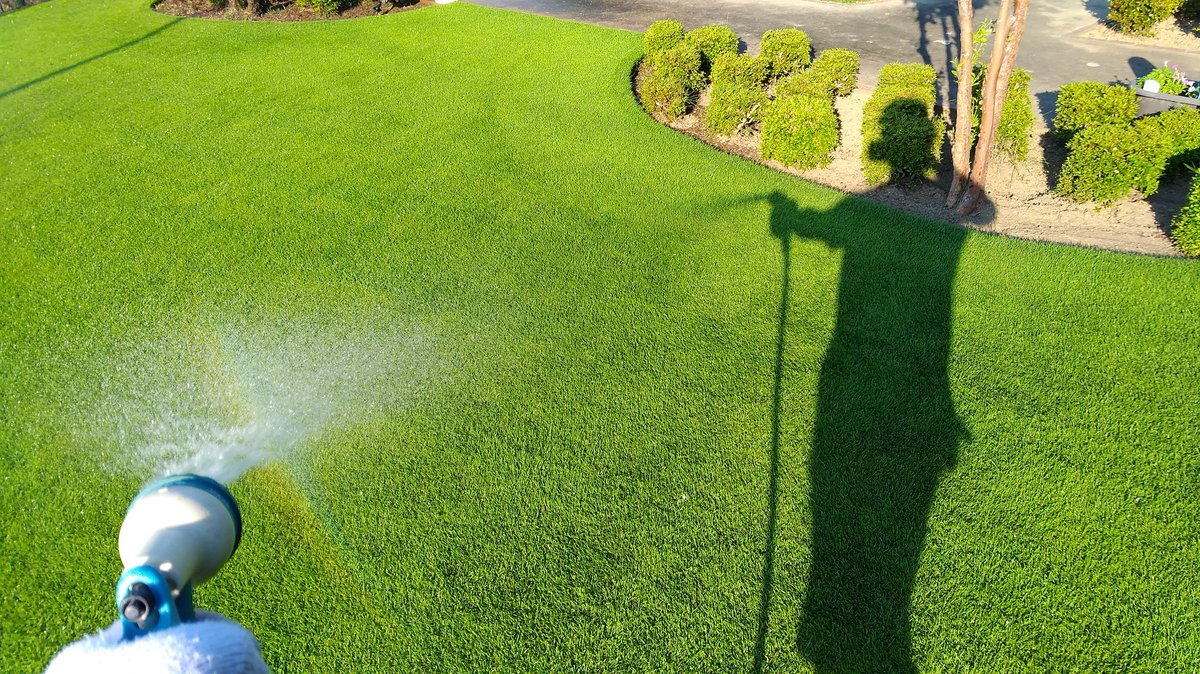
[
  {"left": 640, "top": 72, "right": 692, "bottom": 121},
  {"left": 685, "top": 24, "right": 739, "bottom": 74},
  {"left": 1053, "top": 81, "right": 1138, "bottom": 139},
  {"left": 760, "top": 95, "right": 839, "bottom": 169},
  {"left": 711, "top": 53, "right": 769, "bottom": 90},
  {"left": 645, "top": 20, "right": 686, "bottom": 61},
  {"left": 1055, "top": 121, "right": 1172, "bottom": 204},
  {"left": 759, "top": 29, "right": 812, "bottom": 78},
  {"left": 705, "top": 83, "right": 768, "bottom": 136},
  {"left": 653, "top": 42, "right": 704, "bottom": 91}
]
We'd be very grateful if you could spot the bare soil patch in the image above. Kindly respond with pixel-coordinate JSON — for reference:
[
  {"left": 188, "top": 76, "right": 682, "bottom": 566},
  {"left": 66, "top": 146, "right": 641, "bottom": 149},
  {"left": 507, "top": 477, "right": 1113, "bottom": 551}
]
[
  {"left": 638, "top": 67, "right": 1186, "bottom": 257},
  {"left": 155, "top": 0, "right": 431, "bottom": 21}
]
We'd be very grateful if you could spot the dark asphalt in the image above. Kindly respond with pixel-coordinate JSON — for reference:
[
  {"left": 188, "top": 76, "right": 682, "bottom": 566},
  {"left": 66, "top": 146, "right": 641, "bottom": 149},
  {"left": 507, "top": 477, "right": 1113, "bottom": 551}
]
[{"left": 470, "top": 0, "right": 1200, "bottom": 121}]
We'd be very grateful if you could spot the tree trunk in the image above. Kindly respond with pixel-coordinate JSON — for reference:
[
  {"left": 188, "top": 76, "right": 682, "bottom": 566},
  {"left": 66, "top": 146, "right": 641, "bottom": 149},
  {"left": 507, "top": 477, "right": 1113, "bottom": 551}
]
[
  {"left": 946, "top": 0, "right": 975, "bottom": 208},
  {"left": 957, "top": 0, "right": 1030, "bottom": 216}
]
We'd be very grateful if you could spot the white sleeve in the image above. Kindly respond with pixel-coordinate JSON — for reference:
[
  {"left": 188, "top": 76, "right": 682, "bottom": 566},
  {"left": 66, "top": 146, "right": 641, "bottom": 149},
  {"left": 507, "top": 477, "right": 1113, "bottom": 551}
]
[{"left": 45, "top": 611, "right": 269, "bottom": 674}]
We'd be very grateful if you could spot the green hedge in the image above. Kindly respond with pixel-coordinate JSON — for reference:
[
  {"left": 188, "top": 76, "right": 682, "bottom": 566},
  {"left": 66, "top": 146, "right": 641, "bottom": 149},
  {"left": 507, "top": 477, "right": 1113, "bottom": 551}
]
[
  {"left": 775, "top": 49, "right": 859, "bottom": 99},
  {"left": 653, "top": 42, "right": 704, "bottom": 90},
  {"left": 1109, "top": 0, "right": 1183, "bottom": 34},
  {"left": 705, "top": 83, "right": 769, "bottom": 136},
  {"left": 861, "top": 63, "right": 943, "bottom": 185},
  {"left": 760, "top": 95, "right": 840, "bottom": 168},
  {"left": 1053, "top": 82, "right": 1138, "bottom": 139},
  {"left": 760, "top": 29, "right": 812, "bottom": 78},
  {"left": 685, "top": 25, "right": 739, "bottom": 74},
  {"left": 295, "top": 0, "right": 343, "bottom": 12},
  {"left": 645, "top": 20, "right": 686, "bottom": 61},
  {"left": 1141, "top": 106, "right": 1200, "bottom": 175},
  {"left": 638, "top": 42, "right": 703, "bottom": 122},
  {"left": 711, "top": 53, "right": 769, "bottom": 90},
  {"left": 1056, "top": 121, "right": 1171, "bottom": 204},
  {"left": 1057, "top": 108, "right": 1200, "bottom": 205},
  {"left": 1172, "top": 169, "right": 1200, "bottom": 256},
  {"left": 995, "top": 68, "right": 1034, "bottom": 162},
  {"left": 640, "top": 72, "right": 692, "bottom": 121}
]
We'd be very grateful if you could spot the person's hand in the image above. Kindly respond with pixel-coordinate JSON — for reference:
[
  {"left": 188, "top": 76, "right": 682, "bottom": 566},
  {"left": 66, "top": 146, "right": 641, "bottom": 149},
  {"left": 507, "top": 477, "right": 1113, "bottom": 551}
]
[{"left": 45, "top": 610, "right": 269, "bottom": 674}]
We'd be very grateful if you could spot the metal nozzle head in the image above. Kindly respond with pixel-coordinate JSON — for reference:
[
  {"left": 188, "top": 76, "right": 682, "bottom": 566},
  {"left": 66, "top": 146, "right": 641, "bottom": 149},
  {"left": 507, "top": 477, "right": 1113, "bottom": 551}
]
[{"left": 119, "top": 583, "right": 159, "bottom": 631}]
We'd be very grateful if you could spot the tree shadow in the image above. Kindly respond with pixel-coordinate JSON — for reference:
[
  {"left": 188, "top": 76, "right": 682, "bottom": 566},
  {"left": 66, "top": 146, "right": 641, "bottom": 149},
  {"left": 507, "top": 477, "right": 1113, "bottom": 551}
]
[
  {"left": 905, "top": 0, "right": 990, "bottom": 106},
  {"left": 0, "top": 17, "right": 183, "bottom": 101},
  {"left": 737, "top": 99, "right": 969, "bottom": 673}
]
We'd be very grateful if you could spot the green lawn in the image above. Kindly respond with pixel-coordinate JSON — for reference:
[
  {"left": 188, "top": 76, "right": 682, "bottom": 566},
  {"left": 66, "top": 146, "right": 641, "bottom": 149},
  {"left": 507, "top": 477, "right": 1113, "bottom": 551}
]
[{"left": 2, "top": 1, "right": 1199, "bottom": 671}]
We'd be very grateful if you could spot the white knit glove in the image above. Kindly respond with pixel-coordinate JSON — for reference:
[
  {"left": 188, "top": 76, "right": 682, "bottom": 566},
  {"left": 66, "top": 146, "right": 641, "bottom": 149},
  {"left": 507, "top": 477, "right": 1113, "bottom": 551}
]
[{"left": 45, "top": 611, "right": 269, "bottom": 674}]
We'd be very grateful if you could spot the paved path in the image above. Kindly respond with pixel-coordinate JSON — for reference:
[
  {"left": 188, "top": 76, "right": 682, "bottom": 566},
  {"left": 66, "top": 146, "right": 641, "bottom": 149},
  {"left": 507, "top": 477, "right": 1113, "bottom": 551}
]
[{"left": 471, "top": 0, "right": 1200, "bottom": 121}]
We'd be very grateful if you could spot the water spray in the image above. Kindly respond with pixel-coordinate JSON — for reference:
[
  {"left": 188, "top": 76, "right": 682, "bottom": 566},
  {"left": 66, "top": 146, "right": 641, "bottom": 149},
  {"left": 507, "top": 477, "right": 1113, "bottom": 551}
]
[{"left": 114, "top": 474, "right": 242, "bottom": 641}]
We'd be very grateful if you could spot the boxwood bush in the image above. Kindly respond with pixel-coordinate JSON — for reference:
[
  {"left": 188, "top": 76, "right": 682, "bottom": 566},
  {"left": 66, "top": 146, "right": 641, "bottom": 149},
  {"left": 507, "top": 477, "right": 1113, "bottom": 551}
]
[
  {"left": 995, "top": 67, "right": 1034, "bottom": 162},
  {"left": 861, "top": 63, "right": 943, "bottom": 185},
  {"left": 705, "top": 83, "right": 769, "bottom": 136},
  {"left": 638, "top": 42, "right": 703, "bottom": 121},
  {"left": 295, "top": 0, "right": 343, "bottom": 12},
  {"left": 685, "top": 25, "right": 739, "bottom": 74},
  {"left": 1057, "top": 108, "right": 1200, "bottom": 204},
  {"left": 640, "top": 72, "right": 692, "bottom": 121},
  {"left": 1172, "top": 169, "right": 1200, "bottom": 256},
  {"left": 1109, "top": 0, "right": 1182, "bottom": 34},
  {"left": 1056, "top": 121, "right": 1172, "bottom": 203},
  {"left": 653, "top": 42, "right": 704, "bottom": 90},
  {"left": 760, "top": 29, "right": 812, "bottom": 78},
  {"left": 775, "top": 49, "right": 859, "bottom": 100},
  {"left": 711, "top": 53, "right": 769, "bottom": 90},
  {"left": 645, "top": 20, "right": 686, "bottom": 61},
  {"left": 1141, "top": 106, "right": 1200, "bottom": 175},
  {"left": 760, "top": 95, "right": 840, "bottom": 168},
  {"left": 1053, "top": 82, "right": 1138, "bottom": 139}
]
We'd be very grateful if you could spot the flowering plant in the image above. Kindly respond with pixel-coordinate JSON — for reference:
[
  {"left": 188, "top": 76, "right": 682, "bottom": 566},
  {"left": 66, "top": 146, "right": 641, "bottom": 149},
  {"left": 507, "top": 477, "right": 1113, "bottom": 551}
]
[{"left": 1138, "top": 62, "right": 1200, "bottom": 98}]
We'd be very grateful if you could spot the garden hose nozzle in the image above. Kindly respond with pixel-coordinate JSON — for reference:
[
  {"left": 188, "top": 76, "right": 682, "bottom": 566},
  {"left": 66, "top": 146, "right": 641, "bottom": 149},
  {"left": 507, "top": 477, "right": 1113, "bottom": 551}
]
[{"left": 114, "top": 474, "right": 242, "bottom": 641}]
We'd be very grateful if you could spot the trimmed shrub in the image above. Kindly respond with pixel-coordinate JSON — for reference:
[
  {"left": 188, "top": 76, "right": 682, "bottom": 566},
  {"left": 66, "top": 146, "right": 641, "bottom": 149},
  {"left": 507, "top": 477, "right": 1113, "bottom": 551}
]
[
  {"left": 638, "top": 42, "right": 702, "bottom": 122},
  {"left": 652, "top": 42, "right": 704, "bottom": 91},
  {"left": 760, "top": 29, "right": 812, "bottom": 78},
  {"left": 1109, "top": 0, "right": 1181, "bottom": 34},
  {"left": 711, "top": 53, "right": 769, "bottom": 90},
  {"left": 996, "top": 67, "right": 1034, "bottom": 162},
  {"left": 1140, "top": 106, "right": 1200, "bottom": 175},
  {"left": 861, "top": 63, "right": 943, "bottom": 185},
  {"left": 775, "top": 50, "right": 858, "bottom": 99},
  {"left": 775, "top": 71, "right": 831, "bottom": 99},
  {"left": 1053, "top": 82, "right": 1138, "bottom": 139},
  {"left": 1056, "top": 122, "right": 1172, "bottom": 203},
  {"left": 685, "top": 25, "right": 739, "bottom": 73},
  {"left": 814, "top": 48, "right": 859, "bottom": 96},
  {"left": 640, "top": 72, "right": 692, "bottom": 121},
  {"left": 705, "top": 83, "right": 769, "bottom": 135},
  {"left": 1172, "top": 170, "right": 1200, "bottom": 256},
  {"left": 645, "top": 20, "right": 686, "bottom": 60},
  {"left": 876, "top": 63, "right": 939, "bottom": 107},
  {"left": 760, "top": 95, "right": 840, "bottom": 168},
  {"left": 295, "top": 0, "right": 342, "bottom": 12}
]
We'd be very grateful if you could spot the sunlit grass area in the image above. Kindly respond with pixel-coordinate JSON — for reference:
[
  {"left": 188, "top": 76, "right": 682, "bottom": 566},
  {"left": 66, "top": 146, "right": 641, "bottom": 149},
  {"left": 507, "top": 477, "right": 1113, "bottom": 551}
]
[{"left": 2, "top": 1, "right": 1198, "bottom": 671}]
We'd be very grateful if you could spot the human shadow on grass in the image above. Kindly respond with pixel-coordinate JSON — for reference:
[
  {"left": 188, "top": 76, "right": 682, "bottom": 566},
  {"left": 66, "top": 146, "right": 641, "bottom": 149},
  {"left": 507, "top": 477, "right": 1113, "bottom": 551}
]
[
  {"left": 0, "top": 17, "right": 182, "bottom": 101},
  {"left": 732, "top": 106, "right": 969, "bottom": 674}
]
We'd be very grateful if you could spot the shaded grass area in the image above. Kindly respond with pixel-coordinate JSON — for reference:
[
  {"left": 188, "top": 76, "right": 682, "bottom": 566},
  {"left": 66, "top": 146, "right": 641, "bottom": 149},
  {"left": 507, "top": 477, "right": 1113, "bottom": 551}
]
[{"left": 1, "top": 1, "right": 1199, "bottom": 671}]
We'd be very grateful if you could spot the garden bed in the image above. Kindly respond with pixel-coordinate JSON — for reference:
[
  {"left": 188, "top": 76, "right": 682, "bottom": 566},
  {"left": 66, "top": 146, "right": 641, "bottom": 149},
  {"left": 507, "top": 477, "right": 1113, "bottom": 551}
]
[
  {"left": 637, "top": 66, "right": 1188, "bottom": 257},
  {"left": 155, "top": 0, "right": 431, "bottom": 21}
]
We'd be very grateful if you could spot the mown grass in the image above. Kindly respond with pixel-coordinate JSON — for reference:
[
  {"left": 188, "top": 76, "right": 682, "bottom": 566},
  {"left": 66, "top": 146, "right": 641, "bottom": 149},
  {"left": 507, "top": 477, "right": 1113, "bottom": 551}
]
[{"left": 2, "top": 1, "right": 1199, "bottom": 672}]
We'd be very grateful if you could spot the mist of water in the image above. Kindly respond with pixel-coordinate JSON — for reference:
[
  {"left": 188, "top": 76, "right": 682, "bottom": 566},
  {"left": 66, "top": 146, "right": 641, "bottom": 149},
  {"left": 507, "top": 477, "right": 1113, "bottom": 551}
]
[{"left": 87, "top": 318, "right": 443, "bottom": 485}]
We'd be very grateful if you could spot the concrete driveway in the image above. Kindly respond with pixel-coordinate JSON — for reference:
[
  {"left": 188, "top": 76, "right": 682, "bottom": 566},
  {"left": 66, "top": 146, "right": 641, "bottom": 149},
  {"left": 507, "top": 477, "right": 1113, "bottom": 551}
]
[{"left": 471, "top": 0, "right": 1200, "bottom": 121}]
